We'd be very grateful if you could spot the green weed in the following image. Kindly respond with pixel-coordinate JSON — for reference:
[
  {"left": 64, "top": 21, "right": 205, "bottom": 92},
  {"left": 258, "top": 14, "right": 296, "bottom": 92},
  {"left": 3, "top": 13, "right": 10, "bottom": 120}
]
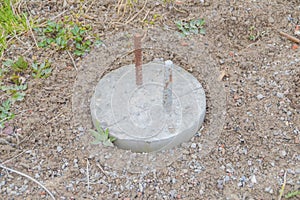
[
  {"left": 89, "top": 122, "right": 116, "bottom": 147},
  {"left": 3, "top": 56, "right": 29, "bottom": 84},
  {"left": 35, "top": 20, "right": 94, "bottom": 57},
  {"left": 31, "top": 60, "right": 52, "bottom": 79},
  {"left": 248, "top": 26, "right": 267, "bottom": 41},
  {"left": 0, "top": 99, "right": 14, "bottom": 128},
  {"left": 1, "top": 83, "right": 27, "bottom": 103},
  {"left": 143, "top": 14, "right": 161, "bottom": 25},
  {"left": 175, "top": 19, "right": 206, "bottom": 37},
  {"left": 285, "top": 190, "right": 300, "bottom": 199},
  {"left": 3, "top": 56, "right": 28, "bottom": 72},
  {"left": 0, "top": 56, "right": 29, "bottom": 127},
  {"left": 248, "top": 26, "right": 257, "bottom": 41}
]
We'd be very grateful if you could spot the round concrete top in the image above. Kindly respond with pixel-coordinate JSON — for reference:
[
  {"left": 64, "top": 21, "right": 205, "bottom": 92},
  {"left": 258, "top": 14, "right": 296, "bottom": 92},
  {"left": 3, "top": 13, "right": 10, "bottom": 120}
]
[{"left": 90, "top": 60, "right": 206, "bottom": 152}]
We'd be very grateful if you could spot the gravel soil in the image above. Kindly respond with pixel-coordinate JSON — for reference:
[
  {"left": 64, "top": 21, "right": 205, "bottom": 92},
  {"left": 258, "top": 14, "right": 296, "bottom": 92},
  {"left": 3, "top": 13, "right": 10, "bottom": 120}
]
[{"left": 0, "top": 0, "right": 299, "bottom": 199}]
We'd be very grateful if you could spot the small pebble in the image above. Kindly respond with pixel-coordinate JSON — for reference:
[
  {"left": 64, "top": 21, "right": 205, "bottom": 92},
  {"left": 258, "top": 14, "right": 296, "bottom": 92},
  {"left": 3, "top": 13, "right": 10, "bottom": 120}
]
[
  {"left": 276, "top": 92, "right": 284, "bottom": 98},
  {"left": 57, "top": 146, "right": 63, "bottom": 153},
  {"left": 35, "top": 173, "right": 40, "bottom": 179},
  {"left": 224, "top": 175, "right": 230, "bottom": 183},
  {"left": 250, "top": 175, "right": 257, "bottom": 184},
  {"left": 217, "top": 180, "right": 223, "bottom": 189},
  {"left": 280, "top": 150, "right": 287, "bottom": 158},
  {"left": 268, "top": 16, "right": 275, "bottom": 23},
  {"left": 265, "top": 186, "right": 274, "bottom": 194},
  {"left": 257, "top": 94, "right": 265, "bottom": 100}
]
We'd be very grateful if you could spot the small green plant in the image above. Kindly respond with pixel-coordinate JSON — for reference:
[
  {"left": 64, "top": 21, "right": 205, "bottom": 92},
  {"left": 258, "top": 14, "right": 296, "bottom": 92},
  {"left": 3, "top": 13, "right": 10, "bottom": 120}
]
[
  {"left": 31, "top": 60, "right": 52, "bottom": 78},
  {"left": 175, "top": 19, "right": 206, "bottom": 37},
  {"left": 248, "top": 26, "right": 267, "bottom": 41},
  {"left": 0, "top": 99, "right": 15, "bottom": 128},
  {"left": 3, "top": 56, "right": 28, "bottom": 72},
  {"left": 1, "top": 83, "right": 27, "bottom": 102},
  {"left": 35, "top": 20, "right": 93, "bottom": 57},
  {"left": 3, "top": 56, "right": 29, "bottom": 85},
  {"left": 248, "top": 26, "right": 256, "bottom": 41},
  {"left": 285, "top": 190, "right": 300, "bottom": 199},
  {"left": 89, "top": 122, "right": 116, "bottom": 147},
  {"left": 0, "top": 56, "right": 30, "bottom": 127},
  {"left": 143, "top": 14, "right": 161, "bottom": 25}
]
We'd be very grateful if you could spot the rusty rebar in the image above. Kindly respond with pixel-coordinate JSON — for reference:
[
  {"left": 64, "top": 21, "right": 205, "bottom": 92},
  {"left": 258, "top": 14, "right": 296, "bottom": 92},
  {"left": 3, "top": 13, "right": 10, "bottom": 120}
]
[
  {"left": 134, "top": 34, "right": 143, "bottom": 86},
  {"left": 163, "top": 60, "right": 173, "bottom": 113}
]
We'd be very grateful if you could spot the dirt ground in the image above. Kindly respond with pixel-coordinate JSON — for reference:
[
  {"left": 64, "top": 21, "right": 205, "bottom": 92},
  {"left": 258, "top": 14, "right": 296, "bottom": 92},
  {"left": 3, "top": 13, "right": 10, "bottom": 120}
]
[{"left": 0, "top": 0, "right": 299, "bottom": 199}]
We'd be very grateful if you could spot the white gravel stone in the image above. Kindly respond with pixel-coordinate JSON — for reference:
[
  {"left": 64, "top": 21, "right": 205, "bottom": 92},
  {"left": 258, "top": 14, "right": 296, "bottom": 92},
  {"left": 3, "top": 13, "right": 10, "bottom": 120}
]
[
  {"left": 250, "top": 175, "right": 257, "bottom": 184},
  {"left": 265, "top": 186, "right": 273, "bottom": 194},
  {"left": 276, "top": 92, "right": 284, "bottom": 98},
  {"left": 280, "top": 150, "right": 287, "bottom": 158},
  {"left": 191, "top": 143, "right": 197, "bottom": 148},
  {"left": 57, "top": 146, "right": 63, "bottom": 153},
  {"left": 256, "top": 94, "right": 265, "bottom": 100}
]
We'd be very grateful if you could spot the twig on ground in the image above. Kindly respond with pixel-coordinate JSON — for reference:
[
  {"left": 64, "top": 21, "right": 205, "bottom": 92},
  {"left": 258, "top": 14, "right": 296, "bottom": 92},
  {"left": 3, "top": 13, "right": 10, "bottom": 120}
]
[
  {"left": 142, "top": 9, "right": 151, "bottom": 21},
  {"left": 13, "top": 32, "right": 27, "bottom": 46},
  {"left": 0, "top": 164, "right": 55, "bottom": 200},
  {"left": 24, "top": 12, "right": 39, "bottom": 48},
  {"left": 67, "top": 50, "right": 78, "bottom": 71},
  {"left": 2, "top": 150, "right": 26, "bottom": 165},
  {"left": 279, "top": 31, "right": 300, "bottom": 44},
  {"left": 50, "top": 10, "right": 69, "bottom": 22},
  {"left": 116, "top": 0, "right": 125, "bottom": 15},
  {"left": 125, "top": 0, "right": 148, "bottom": 25},
  {"left": 278, "top": 171, "right": 287, "bottom": 200},
  {"left": 85, "top": 0, "right": 96, "bottom": 14},
  {"left": 96, "top": 163, "right": 108, "bottom": 177},
  {"left": 46, "top": 113, "right": 63, "bottom": 125}
]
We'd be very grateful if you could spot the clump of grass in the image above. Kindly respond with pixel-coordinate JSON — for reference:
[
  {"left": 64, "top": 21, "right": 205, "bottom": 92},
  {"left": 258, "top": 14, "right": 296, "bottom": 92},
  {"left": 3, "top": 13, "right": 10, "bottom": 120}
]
[
  {"left": 175, "top": 19, "right": 206, "bottom": 37},
  {"left": 0, "top": 0, "right": 31, "bottom": 55},
  {"left": 34, "top": 20, "right": 99, "bottom": 57}
]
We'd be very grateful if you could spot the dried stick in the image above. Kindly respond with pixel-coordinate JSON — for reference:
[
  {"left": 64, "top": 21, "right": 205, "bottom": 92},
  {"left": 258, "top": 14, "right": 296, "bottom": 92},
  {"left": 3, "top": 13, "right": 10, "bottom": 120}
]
[
  {"left": 0, "top": 164, "right": 55, "bottom": 200},
  {"left": 125, "top": 0, "right": 148, "bottom": 25},
  {"left": 24, "top": 9, "right": 38, "bottom": 48},
  {"left": 278, "top": 171, "right": 287, "bottom": 200},
  {"left": 2, "top": 150, "right": 26, "bottom": 165},
  {"left": 96, "top": 163, "right": 108, "bottom": 177},
  {"left": 279, "top": 31, "right": 300, "bottom": 44},
  {"left": 67, "top": 50, "right": 78, "bottom": 71}
]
